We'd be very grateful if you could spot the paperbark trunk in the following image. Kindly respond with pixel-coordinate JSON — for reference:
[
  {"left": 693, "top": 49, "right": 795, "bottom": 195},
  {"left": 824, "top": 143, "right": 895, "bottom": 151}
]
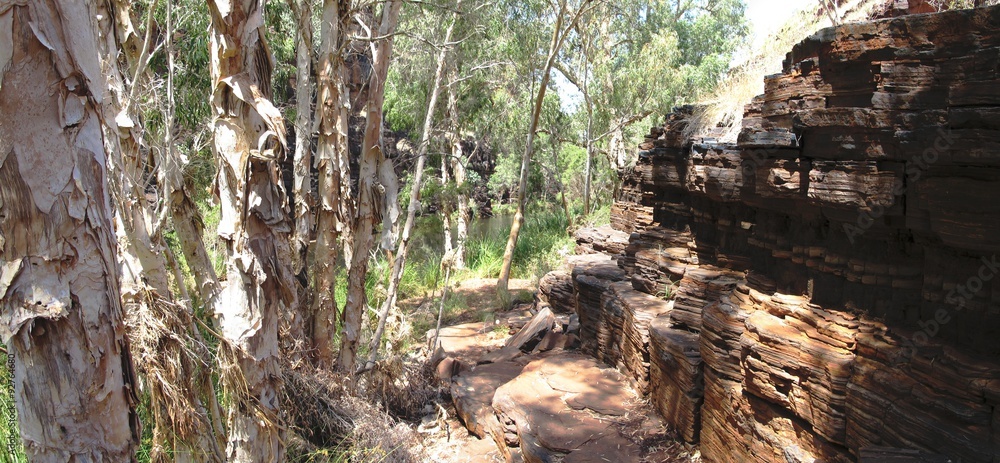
[
  {"left": 290, "top": 0, "right": 314, "bottom": 276},
  {"left": 313, "top": 0, "right": 352, "bottom": 367},
  {"left": 207, "top": 0, "right": 297, "bottom": 460},
  {"left": 0, "top": 2, "right": 139, "bottom": 460},
  {"left": 447, "top": 61, "right": 469, "bottom": 270}
]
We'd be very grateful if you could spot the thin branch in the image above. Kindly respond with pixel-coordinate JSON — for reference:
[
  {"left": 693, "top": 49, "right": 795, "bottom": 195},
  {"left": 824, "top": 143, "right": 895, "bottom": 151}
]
[{"left": 125, "top": 0, "right": 162, "bottom": 110}]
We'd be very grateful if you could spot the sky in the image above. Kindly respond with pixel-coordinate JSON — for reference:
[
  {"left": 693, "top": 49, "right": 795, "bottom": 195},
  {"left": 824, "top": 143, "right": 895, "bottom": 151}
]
[{"left": 745, "top": 0, "right": 816, "bottom": 47}]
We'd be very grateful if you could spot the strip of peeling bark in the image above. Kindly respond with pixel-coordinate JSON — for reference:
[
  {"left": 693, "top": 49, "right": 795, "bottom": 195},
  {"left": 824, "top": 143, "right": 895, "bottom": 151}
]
[
  {"left": 207, "top": 0, "right": 298, "bottom": 460},
  {"left": 337, "top": 0, "right": 403, "bottom": 372},
  {"left": 312, "top": 0, "right": 353, "bottom": 367},
  {"left": 0, "top": 2, "right": 139, "bottom": 461},
  {"left": 289, "top": 0, "right": 314, "bottom": 280},
  {"left": 289, "top": 1, "right": 315, "bottom": 360}
]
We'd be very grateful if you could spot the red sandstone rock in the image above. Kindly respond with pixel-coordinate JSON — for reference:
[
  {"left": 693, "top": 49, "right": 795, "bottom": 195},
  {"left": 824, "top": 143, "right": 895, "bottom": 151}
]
[
  {"left": 648, "top": 317, "right": 703, "bottom": 443},
  {"left": 451, "top": 361, "right": 526, "bottom": 462},
  {"left": 537, "top": 271, "right": 575, "bottom": 314},
  {"left": 564, "top": 5, "right": 1000, "bottom": 463},
  {"left": 491, "top": 353, "right": 655, "bottom": 463}
]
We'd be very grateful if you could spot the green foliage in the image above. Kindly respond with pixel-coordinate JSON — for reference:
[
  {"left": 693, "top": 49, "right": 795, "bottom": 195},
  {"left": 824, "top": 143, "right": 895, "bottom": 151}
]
[{"left": 510, "top": 210, "right": 574, "bottom": 281}]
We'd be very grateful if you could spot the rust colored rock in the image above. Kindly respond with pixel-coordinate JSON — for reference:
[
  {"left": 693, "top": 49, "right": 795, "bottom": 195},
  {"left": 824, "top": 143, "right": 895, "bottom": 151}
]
[
  {"left": 608, "top": 282, "right": 674, "bottom": 394},
  {"left": 858, "top": 447, "right": 953, "bottom": 463},
  {"left": 491, "top": 353, "right": 660, "bottom": 463},
  {"left": 434, "top": 357, "right": 466, "bottom": 383},
  {"left": 574, "top": 225, "right": 630, "bottom": 256},
  {"left": 648, "top": 318, "right": 703, "bottom": 443},
  {"left": 537, "top": 271, "right": 575, "bottom": 314},
  {"left": 428, "top": 322, "right": 505, "bottom": 365},
  {"left": 451, "top": 361, "right": 526, "bottom": 462},
  {"left": 572, "top": 262, "right": 627, "bottom": 357},
  {"left": 569, "top": 5, "right": 1000, "bottom": 463},
  {"left": 479, "top": 307, "right": 555, "bottom": 365}
]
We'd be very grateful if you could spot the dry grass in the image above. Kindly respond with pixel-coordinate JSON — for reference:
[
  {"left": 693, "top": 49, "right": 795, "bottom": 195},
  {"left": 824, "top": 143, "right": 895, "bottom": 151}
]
[
  {"left": 284, "top": 366, "right": 430, "bottom": 463},
  {"left": 126, "top": 294, "right": 225, "bottom": 463}
]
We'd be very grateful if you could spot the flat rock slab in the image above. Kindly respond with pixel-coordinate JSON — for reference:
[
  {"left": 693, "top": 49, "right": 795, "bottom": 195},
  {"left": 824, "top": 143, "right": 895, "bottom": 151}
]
[
  {"left": 429, "top": 322, "right": 506, "bottom": 365},
  {"left": 492, "top": 352, "right": 658, "bottom": 463},
  {"left": 453, "top": 361, "right": 527, "bottom": 440}
]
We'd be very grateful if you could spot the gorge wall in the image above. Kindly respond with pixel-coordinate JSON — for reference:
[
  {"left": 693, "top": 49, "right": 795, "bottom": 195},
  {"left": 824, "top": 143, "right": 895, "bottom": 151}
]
[{"left": 552, "top": 5, "right": 1000, "bottom": 462}]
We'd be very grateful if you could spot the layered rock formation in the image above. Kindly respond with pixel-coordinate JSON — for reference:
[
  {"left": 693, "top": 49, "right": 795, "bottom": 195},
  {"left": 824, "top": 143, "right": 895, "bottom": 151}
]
[{"left": 562, "top": 5, "right": 1000, "bottom": 462}]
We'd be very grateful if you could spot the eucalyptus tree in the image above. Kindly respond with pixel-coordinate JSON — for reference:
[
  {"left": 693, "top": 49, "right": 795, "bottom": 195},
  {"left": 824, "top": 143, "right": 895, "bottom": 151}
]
[
  {"left": 0, "top": 1, "right": 140, "bottom": 460},
  {"left": 365, "top": 0, "right": 464, "bottom": 370},
  {"left": 206, "top": 0, "right": 298, "bottom": 459},
  {"left": 497, "top": 0, "right": 597, "bottom": 295},
  {"left": 559, "top": 0, "right": 748, "bottom": 210}
]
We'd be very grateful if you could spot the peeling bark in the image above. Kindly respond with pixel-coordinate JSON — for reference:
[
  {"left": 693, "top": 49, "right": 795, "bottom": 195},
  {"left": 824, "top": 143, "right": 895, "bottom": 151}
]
[
  {"left": 441, "top": 155, "right": 454, "bottom": 257},
  {"left": 207, "top": 0, "right": 297, "bottom": 460},
  {"left": 337, "top": 0, "right": 402, "bottom": 372},
  {"left": 313, "top": 0, "right": 352, "bottom": 368},
  {"left": 289, "top": 0, "right": 314, "bottom": 276},
  {"left": 0, "top": 2, "right": 139, "bottom": 461}
]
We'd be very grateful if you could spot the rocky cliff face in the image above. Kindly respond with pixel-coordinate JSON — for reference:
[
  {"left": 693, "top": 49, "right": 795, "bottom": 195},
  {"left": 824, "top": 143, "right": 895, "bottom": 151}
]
[{"left": 556, "top": 5, "right": 1000, "bottom": 462}]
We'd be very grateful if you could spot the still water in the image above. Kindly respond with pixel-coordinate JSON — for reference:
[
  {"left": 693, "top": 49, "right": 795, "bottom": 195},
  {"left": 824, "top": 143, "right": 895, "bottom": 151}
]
[{"left": 407, "top": 214, "right": 514, "bottom": 263}]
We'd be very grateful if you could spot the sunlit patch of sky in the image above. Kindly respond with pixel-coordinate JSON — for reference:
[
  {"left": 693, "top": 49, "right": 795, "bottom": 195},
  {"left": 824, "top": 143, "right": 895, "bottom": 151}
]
[{"left": 555, "top": 0, "right": 816, "bottom": 114}]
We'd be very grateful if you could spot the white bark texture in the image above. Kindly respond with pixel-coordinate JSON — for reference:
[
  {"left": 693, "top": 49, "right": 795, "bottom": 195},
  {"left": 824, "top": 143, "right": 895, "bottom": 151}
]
[
  {"left": 446, "top": 62, "right": 469, "bottom": 270},
  {"left": 207, "top": 0, "right": 297, "bottom": 460},
  {"left": 290, "top": 0, "right": 314, "bottom": 276},
  {"left": 0, "top": 1, "right": 139, "bottom": 461}
]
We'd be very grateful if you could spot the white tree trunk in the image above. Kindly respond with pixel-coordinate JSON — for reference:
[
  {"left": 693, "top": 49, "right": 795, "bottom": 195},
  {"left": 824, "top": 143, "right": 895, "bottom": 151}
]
[
  {"left": 498, "top": 0, "right": 570, "bottom": 294},
  {"left": 0, "top": 2, "right": 139, "bottom": 460},
  {"left": 291, "top": 0, "right": 314, "bottom": 276},
  {"left": 447, "top": 62, "right": 469, "bottom": 270},
  {"left": 207, "top": 0, "right": 297, "bottom": 460}
]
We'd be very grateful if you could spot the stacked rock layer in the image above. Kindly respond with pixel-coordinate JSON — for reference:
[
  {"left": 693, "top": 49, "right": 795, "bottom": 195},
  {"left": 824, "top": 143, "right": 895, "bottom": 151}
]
[{"left": 556, "top": 6, "right": 1000, "bottom": 462}]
